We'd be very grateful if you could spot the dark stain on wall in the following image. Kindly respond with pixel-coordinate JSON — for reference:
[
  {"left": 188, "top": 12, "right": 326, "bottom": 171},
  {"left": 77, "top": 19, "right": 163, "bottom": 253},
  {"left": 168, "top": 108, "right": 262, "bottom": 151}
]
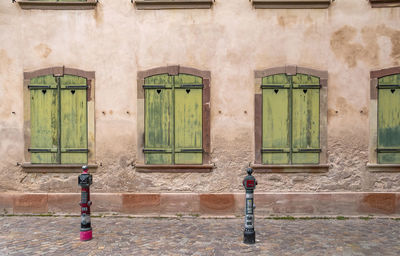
[
  {"left": 376, "top": 25, "right": 400, "bottom": 65},
  {"left": 0, "top": 49, "right": 12, "bottom": 75},
  {"left": 93, "top": 3, "right": 104, "bottom": 25},
  {"left": 331, "top": 25, "right": 400, "bottom": 68},
  {"left": 330, "top": 26, "right": 378, "bottom": 68}
]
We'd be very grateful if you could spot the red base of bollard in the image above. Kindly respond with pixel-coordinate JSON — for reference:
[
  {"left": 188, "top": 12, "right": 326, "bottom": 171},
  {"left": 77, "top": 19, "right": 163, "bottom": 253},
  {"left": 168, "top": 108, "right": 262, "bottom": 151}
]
[{"left": 80, "top": 230, "right": 92, "bottom": 241}]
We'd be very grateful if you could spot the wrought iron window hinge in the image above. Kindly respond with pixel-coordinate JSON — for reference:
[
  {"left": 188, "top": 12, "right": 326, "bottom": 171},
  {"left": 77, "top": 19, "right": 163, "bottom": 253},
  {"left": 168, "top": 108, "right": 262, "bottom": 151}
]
[
  {"left": 180, "top": 84, "right": 204, "bottom": 89},
  {"left": 28, "top": 85, "right": 52, "bottom": 89},
  {"left": 143, "top": 85, "right": 166, "bottom": 89},
  {"left": 261, "top": 85, "right": 286, "bottom": 89},
  {"left": 296, "top": 84, "right": 321, "bottom": 89},
  {"left": 376, "top": 148, "right": 400, "bottom": 153}
]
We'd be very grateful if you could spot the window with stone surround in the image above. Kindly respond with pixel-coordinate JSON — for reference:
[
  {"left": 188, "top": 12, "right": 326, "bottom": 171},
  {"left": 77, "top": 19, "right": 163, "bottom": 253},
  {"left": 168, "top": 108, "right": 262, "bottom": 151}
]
[
  {"left": 22, "top": 67, "right": 96, "bottom": 172},
  {"left": 136, "top": 66, "right": 212, "bottom": 173},
  {"left": 251, "top": 0, "right": 332, "bottom": 9},
  {"left": 134, "top": 0, "right": 213, "bottom": 10},
  {"left": 252, "top": 66, "right": 329, "bottom": 173},
  {"left": 16, "top": 0, "right": 97, "bottom": 10},
  {"left": 369, "top": 0, "right": 400, "bottom": 8},
  {"left": 368, "top": 67, "right": 400, "bottom": 171}
]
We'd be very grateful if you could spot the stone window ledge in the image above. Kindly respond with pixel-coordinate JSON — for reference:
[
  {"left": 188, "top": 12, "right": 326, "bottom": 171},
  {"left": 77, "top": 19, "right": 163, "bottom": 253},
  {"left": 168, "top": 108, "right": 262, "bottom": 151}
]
[
  {"left": 369, "top": 0, "right": 400, "bottom": 8},
  {"left": 21, "top": 163, "right": 98, "bottom": 173},
  {"left": 135, "top": 164, "right": 214, "bottom": 173},
  {"left": 367, "top": 163, "right": 400, "bottom": 172},
  {"left": 252, "top": 0, "right": 331, "bottom": 9},
  {"left": 251, "top": 164, "right": 330, "bottom": 173},
  {"left": 17, "top": 0, "right": 98, "bottom": 10},
  {"left": 134, "top": 0, "right": 213, "bottom": 10}
]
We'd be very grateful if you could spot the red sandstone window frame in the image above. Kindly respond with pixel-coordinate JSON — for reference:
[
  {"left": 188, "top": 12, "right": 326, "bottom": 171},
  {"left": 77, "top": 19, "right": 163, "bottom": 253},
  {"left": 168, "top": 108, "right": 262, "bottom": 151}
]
[
  {"left": 252, "top": 66, "right": 329, "bottom": 173},
  {"left": 21, "top": 67, "right": 97, "bottom": 173},
  {"left": 251, "top": 0, "right": 332, "bottom": 9},
  {"left": 136, "top": 66, "right": 213, "bottom": 173},
  {"left": 369, "top": 0, "right": 400, "bottom": 8},
  {"left": 134, "top": 0, "right": 214, "bottom": 10},
  {"left": 367, "top": 66, "right": 400, "bottom": 172},
  {"left": 16, "top": 0, "right": 98, "bottom": 10}
]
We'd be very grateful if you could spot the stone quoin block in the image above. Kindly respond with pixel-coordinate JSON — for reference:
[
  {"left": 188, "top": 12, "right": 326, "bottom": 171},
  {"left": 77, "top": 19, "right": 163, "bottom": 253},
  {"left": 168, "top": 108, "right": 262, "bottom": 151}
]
[
  {"left": 269, "top": 194, "right": 315, "bottom": 214},
  {"left": 91, "top": 193, "right": 123, "bottom": 213},
  {"left": 13, "top": 194, "right": 48, "bottom": 214},
  {"left": 122, "top": 194, "right": 161, "bottom": 214},
  {"left": 160, "top": 193, "right": 200, "bottom": 214},
  {"left": 359, "top": 193, "right": 396, "bottom": 214},
  {"left": 48, "top": 193, "right": 80, "bottom": 214},
  {"left": 200, "top": 194, "right": 235, "bottom": 215}
]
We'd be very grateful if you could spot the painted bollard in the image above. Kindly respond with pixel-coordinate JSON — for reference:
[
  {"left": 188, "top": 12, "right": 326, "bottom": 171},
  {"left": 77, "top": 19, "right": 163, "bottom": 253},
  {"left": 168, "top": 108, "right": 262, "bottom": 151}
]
[
  {"left": 243, "top": 167, "right": 257, "bottom": 244},
  {"left": 78, "top": 165, "right": 93, "bottom": 241}
]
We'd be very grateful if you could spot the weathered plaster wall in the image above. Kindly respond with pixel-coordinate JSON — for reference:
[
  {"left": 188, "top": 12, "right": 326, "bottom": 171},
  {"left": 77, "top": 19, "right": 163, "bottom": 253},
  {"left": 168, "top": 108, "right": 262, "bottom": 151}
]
[{"left": 0, "top": 0, "right": 400, "bottom": 193}]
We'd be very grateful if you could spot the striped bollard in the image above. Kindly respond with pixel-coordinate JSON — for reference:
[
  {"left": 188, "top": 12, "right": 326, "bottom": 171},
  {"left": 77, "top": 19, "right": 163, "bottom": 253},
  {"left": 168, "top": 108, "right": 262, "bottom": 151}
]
[{"left": 78, "top": 165, "right": 93, "bottom": 241}]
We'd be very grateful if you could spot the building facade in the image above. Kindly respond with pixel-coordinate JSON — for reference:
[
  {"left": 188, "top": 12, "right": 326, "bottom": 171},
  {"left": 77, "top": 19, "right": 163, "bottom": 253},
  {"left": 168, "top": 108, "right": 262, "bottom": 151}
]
[{"left": 0, "top": 0, "right": 400, "bottom": 216}]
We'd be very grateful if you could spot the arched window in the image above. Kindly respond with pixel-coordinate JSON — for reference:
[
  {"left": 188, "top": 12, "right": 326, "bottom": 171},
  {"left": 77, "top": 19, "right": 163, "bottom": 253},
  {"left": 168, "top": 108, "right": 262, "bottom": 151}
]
[
  {"left": 23, "top": 67, "right": 95, "bottom": 167},
  {"left": 136, "top": 66, "right": 212, "bottom": 172},
  {"left": 253, "top": 66, "right": 328, "bottom": 171},
  {"left": 370, "top": 67, "right": 400, "bottom": 165}
]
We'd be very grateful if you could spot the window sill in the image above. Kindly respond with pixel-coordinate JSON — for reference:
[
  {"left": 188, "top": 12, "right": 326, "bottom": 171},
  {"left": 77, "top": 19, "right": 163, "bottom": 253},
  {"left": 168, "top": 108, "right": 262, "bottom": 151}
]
[
  {"left": 252, "top": 0, "right": 331, "bottom": 9},
  {"left": 251, "top": 164, "right": 330, "bottom": 173},
  {"left": 367, "top": 163, "right": 400, "bottom": 172},
  {"left": 17, "top": 0, "right": 98, "bottom": 10},
  {"left": 134, "top": 0, "right": 213, "bottom": 10},
  {"left": 21, "top": 163, "right": 98, "bottom": 173},
  {"left": 135, "top": 164, "right": 214, "bottom": 173},
  {"left": 369, "top": 0, "right": 400, "bottom": 8}
]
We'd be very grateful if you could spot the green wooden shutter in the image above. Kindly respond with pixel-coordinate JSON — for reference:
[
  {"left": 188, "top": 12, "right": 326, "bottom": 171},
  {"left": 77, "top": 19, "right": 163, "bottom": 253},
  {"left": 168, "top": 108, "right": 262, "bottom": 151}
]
[
  {"left": 144, "top": 74, "right": 174, "bottom": 164},
  {"left": 262, "top": 74, "right": 290, "bottom": 164},
  {"left": 174, "top": 74, "right": 203, "bottom": 164},
  {"left": 60, "top": 75, "right": 88, "bottom": 164},
  {"left": 378, "top": 74, "right": 400, "bottom": 164},
  {"left": 30, "top": 75, "right": 59, "bottom": 164},
  {"left": 291, "top": 74, "right": 320, "bottom": 164}
]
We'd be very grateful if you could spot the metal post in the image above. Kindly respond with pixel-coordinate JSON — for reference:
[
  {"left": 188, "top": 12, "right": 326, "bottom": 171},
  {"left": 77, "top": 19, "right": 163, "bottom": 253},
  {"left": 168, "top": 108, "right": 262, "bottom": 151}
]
[
  {"left": 243, "top": 167, "right": 257, "bottom": 244},
  {"left": 78, "top": 165, "right": 93, "bottom": 241}
]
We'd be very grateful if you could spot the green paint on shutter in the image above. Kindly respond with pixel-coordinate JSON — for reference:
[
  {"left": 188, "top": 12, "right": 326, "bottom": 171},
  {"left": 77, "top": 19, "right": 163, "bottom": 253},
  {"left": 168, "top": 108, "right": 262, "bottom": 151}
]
[
  {"left": 261, "top": 73, "right": 320, "bottom": 165},
  {"left": 144, "top": 74, "right": 173, "bottom": 164},
  {"left": 292, "top": 74, "right": 320, "bottom": 164},
  {"left": 30, "top": 75, "right": 58, "bottom": 164},
  {"left": 262, "top": 74, "right": 290, "bottom": 164},
  {"left": 378, "top": 74, "right": 400, "bottom": 164},
  {"left": 144, "top": 74, "right": 203, "bottom": 165},
  {"left": 174, "top": 74, "right": 203, "bottom": 164},
  {"left": 144, "top": 73, "right": 174, "bottom": 88},
  {"left": 60, "top": 75, "right": 88, "bottom": 164},
  {"left": 262, "top": 73, "right": 291, "bottom": 86},
  {"left": 378, "top": 73, "right": 400, "bottom": 86}
]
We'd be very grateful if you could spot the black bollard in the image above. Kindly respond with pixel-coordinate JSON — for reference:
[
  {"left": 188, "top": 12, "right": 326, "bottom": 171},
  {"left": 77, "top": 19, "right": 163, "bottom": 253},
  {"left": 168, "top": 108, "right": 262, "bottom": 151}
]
[{"left": 243, "top": 167, "right": 257, "bottom": 244}]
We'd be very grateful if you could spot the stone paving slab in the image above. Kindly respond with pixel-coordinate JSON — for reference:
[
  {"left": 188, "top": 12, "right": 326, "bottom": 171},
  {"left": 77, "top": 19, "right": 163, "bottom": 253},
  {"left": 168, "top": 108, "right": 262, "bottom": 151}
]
[{"left": 0, "top": 217, "right": 399, "bottom": 255}]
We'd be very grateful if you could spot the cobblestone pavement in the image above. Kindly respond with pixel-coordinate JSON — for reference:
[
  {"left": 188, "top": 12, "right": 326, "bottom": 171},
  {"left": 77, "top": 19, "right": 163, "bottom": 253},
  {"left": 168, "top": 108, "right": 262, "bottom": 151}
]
[{"left": 0, "top": 216, "right": 399, "bottom": 255}]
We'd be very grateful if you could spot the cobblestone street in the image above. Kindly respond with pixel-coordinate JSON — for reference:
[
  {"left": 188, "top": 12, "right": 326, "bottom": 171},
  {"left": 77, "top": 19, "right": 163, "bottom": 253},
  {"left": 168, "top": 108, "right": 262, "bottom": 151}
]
[{"left": 0, "top": 216, "right": 399, "bottom": 255}]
